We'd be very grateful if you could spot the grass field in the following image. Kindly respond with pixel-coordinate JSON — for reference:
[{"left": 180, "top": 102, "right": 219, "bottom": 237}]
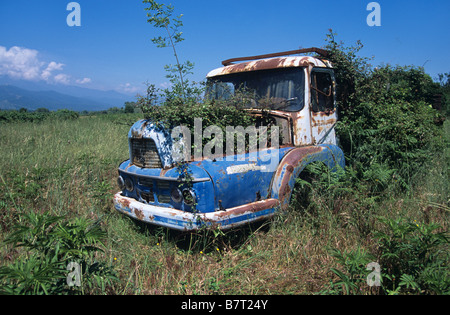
[{"left": 0, "top": 113, "right": 448, "bottom": 295}]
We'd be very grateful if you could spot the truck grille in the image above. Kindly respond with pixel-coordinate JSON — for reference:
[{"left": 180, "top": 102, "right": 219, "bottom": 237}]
[
  {"left": 136, "top": 177, "right": 171, "bottom": 205},
  {"left": 130, "top": 138, "right": 162, "bottom": 168}
]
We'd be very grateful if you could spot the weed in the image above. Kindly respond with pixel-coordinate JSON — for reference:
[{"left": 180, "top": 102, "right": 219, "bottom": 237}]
[
  {"left": 0, "top": 212, "right": 118, "bottom": 295},
  {"left": 375, "top": 217, "right": 449, "bottom": 294},
  {"left": 323, "top": 247, "right": 375, "bottom": 295}
]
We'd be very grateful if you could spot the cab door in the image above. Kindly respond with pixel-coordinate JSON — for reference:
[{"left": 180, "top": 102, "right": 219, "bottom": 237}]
[{"left": 309, "top": 68, "right": 337, "bottom": 145}]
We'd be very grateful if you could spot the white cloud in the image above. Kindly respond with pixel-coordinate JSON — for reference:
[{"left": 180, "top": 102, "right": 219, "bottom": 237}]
[
  {"left": 0, "top": 46, "right": 43, "bottom": 80},
  {"left": 76, "top": 77, "right": 91, "bottom": 84},
  {"left": 54, "top": 73, "right": 71, "bottom": 85},
  {"left": 41, "top": 61, "right": 65, "bottom": 81},
  {"left": 0, "top": 45, "right": 89, "bottom": 86},
  {"left": 118, "top": 82, "right": 141, "bottom": 94}
]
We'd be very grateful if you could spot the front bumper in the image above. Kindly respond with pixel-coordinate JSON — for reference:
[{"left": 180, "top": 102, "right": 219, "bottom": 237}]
[{"left": 113, "top": 192, "right": 279, "bottom": 231}]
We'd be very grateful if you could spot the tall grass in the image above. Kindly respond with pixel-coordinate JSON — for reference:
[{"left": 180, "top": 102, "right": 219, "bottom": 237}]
[
  {"left": 0, "top": 114, "right": 448, "bottom": 295},
  {"left": 0, "top": 115, "right": 132, "bottom": 258}
]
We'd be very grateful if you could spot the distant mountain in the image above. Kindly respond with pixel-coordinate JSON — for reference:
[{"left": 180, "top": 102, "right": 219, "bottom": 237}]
[{"left": 0, "top": 77, "right": 136, "bottom": 112}]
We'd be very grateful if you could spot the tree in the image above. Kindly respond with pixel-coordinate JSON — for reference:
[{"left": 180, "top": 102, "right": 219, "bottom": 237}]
[
  {"left": 124, "top": 102, "right": 136, "bottom": 113},
  {"left": 143, "top": 0, "right": 190, "bottom": 100},
  {"left": 35, "top": 107, "right": 50, "bottom": 113},
  {"left": 325, "top": 30, "right": 444, "bottom": 189}
]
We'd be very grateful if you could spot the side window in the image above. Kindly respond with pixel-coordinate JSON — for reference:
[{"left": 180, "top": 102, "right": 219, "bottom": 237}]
[{"left": 311, "top": 71, "right": 334, "bottom": 112}]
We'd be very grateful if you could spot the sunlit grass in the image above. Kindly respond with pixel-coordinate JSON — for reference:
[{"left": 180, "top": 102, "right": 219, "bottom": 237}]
[{"left": 0, "top": 115, "right": 448, "bottom": 294}]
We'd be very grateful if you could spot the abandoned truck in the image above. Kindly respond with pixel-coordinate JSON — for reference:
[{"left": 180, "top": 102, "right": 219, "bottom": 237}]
[{"left": 113, "top": 48, "right": 345, "bottom": 231}]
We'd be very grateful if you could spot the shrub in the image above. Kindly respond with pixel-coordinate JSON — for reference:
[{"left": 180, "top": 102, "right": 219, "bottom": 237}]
[
  {"left": 0, "top": 212, "right": 117, "bottom": 295},
  {"left": 323, "top": 246, "right": 375, "bottom": 295},
  {"left": 137, "top": 84, "right": 257, "bottom": 157},
  {"left": 325, "top": 30, "right": 445, "bottom": 190},
  {"left": 375, "top": 217, "right": 449, "bottom": 295}
]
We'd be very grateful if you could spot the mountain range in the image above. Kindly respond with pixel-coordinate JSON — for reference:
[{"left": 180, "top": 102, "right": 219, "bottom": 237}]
[{"left": 0, "top": 77, "right": 136, "bottom": 112}]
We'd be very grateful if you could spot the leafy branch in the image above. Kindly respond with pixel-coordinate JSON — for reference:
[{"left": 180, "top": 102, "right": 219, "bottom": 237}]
[{"left": 144, "top": 0, "right": 187, "bottom": 99}]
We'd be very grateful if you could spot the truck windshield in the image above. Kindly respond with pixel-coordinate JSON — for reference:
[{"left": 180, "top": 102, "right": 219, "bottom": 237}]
[{"left": 206, "top": 67, "right": 305, "bottom": 112}]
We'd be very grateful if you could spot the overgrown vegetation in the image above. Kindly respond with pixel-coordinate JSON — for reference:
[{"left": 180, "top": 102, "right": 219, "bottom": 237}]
[
  {"left": 292, "top": 158, "right": 449, "bottom": 295},
  {"left": 0, "top": 212, "right": 117, "bottom": 294},
  {"left": 0, "top": 11, "right": 448, "bottom": 295},
  {"left": 139, "top": 0, "right": 259, "bottom": 157},
  {"left": 326, "top": 30, "right": 446, "bottom": 191},
  {"left": 0, "top": 103, "right": 447, "bottom": 295}
]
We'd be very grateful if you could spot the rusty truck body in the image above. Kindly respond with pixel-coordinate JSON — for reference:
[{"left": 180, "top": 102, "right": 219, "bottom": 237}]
[{"left": 113, "top": 48, "right": 345, "bottom": 231}]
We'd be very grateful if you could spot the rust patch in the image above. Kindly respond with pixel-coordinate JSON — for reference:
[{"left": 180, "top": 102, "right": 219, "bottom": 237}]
[
  {"left": 279, "top": 146, "right": 323, "bottom": 168},
  {"left": 221, "top": 48, "right": 329, "bottom": 66},
  {"left": 312, "top": 109, "right": 336, "bottom": 117},
  {"left": 282, "top": 183, "right": 291, "bottom": 200},
  {"left": 276, "top": 146, "right": 323, "bottom": 204},
  {"left": 134, "top": 208, "right": 144, "bottom": 220},
  {"left": 119, "top": 196, "right": 131, "bottom": 208},
  {"left": 217, "top": 57, "right": 312, "bottom": 76},
  {"left": 286, "top": 164, "right": 294, "bottom": 173},
  {"left": 214, "top": 198, "right": 279, "bottom": 219},
  {"left": 311, "top": 113, "right": 336, "bottom": 127},
  {"left": 159, "top": 168, "right": 171, "bottom": 176},
  {"left": 131, "top": 129, "right": 143, "bottom": 139}
]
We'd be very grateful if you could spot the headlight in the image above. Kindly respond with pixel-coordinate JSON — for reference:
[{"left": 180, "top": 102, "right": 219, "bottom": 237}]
[
  {"left": 171, "top": 187, "right": 183, "bottom": 203},
  {"left": 182, "top": 189, "right": 196, "bottom": 205},
  {"left": 124, "top": 177, "right": 134, "bottom": 192},
  {"left": 117, "top": 176, "right": 125, "bottom": 191}
]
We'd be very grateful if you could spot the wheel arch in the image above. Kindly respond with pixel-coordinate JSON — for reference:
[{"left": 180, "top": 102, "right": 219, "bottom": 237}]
[{"left": 270, "top": 144, "right": 345, "bottom": 209}]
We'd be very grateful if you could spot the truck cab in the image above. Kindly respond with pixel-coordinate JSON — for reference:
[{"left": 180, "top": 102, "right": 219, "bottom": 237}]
[{"left": 113, "top": 48, "right": 345, "bottom": 231}]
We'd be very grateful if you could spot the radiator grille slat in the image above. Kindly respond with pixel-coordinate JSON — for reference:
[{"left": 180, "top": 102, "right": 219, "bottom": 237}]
[{"left": 130, "top": 138, "right": 162, "bottom": 168}]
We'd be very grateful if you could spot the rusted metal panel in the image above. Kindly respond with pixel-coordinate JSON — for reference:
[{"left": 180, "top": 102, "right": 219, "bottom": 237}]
[
  {"left": 114, "top": 192, "right": 280, "bottom": 231},
  {"left": 221, "top": 47, "right": 329, "bottom": 66},
  {"left": 195, "top": 147, "right": 292, "bottom": 210},
  {"left": 207, "top": 56, "right": 332, "bottom": 78},
  {"left": 270, "top": 144, "right": 345, "bottom": 209}
]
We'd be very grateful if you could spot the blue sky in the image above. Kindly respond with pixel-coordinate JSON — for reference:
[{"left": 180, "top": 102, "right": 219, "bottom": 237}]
[{"left": 0, "top": 0, "right": 449, "bottom": 96}]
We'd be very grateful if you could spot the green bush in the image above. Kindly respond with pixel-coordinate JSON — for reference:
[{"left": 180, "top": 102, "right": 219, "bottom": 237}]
[
  {"left": 51, "top": 109, "right": 79, "bottom": 120},
  {"left": 375, "top": 217, "right": 449, "bottom": 295},
  {"left": 325, "top": 31, "right": 445, "bottom": 190},
  {"left": 321, "top": 217, "right": 449, "bottom": 295},
  {"left": 137, "top": 84, "right": 257, "bottom": 157},
  {"left": 323, "top": 246, "right": 375, "bottom": 295},
  {"left": 0, "top": 212, "right": 117, "bottom": 295}
]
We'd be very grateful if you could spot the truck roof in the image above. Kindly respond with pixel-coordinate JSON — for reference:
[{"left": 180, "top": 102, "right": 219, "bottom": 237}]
[{"left": 206, "top": 48, "right": 333, "bottom": 78}]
